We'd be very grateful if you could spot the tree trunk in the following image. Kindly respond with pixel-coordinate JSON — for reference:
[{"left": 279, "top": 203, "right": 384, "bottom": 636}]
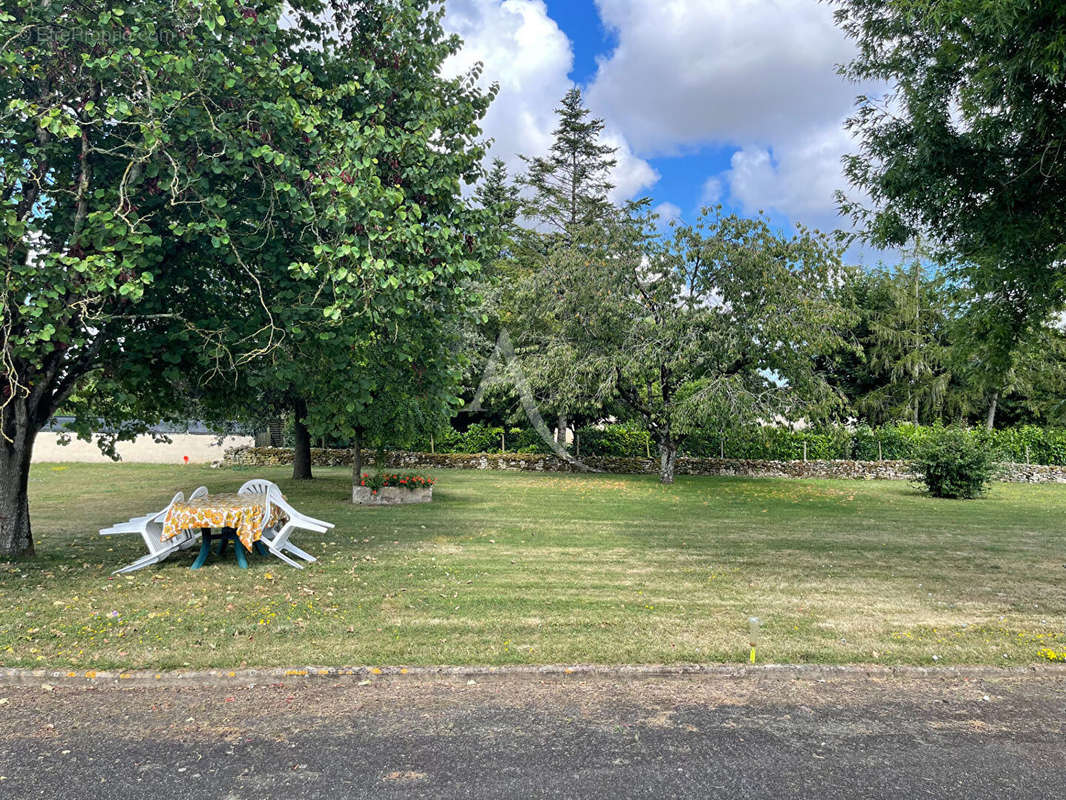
[
  {"left": 555, "top": 412, "right": 567, "bottom": 448},
  {"left": 292, "top": 397, "right": 313, "bottom": 480},
  {"left": 0, "top": 426, "right": 36, "bottom": 558},
  {"left": 985, "top": 391, "right": 998, "bottom": 430},
  {"left": 351, "top": 428, "right": 363, "bottom": 487},
  {"left": 658, "top": 439, "right": 678, "bottom": 485}
]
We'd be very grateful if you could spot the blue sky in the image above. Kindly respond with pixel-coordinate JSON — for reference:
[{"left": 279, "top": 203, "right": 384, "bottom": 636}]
[
  {"left": 442, "top": 0, "right": 887, "bottom": 264},
  {"left": 541, "top": 1, "right": 612, "bottom": 85},
  {"left": 543, "top": 0, "right": 737, "bottom": 217}
]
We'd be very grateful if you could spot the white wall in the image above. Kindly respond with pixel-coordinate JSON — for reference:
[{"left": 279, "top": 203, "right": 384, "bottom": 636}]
[{"left": 32, "top": 433, "right": 254, "bottom": 464}]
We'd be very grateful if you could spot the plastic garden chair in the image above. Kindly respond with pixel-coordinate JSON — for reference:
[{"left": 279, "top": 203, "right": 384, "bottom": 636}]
[
  {"left": 100, "top": 492, "right": 196, "bottom": 574},
  {"left": 238, "top": 479, "right": 334, "bottom": 531},
  {"left": 237, "top": 480, "right": 333, "bottom": 568},
  {"left": 255, "top": 492, "right": 319, "bottom": 568},
  {"left": 237, "top": 478, "right": 278, "bottom": 496}
]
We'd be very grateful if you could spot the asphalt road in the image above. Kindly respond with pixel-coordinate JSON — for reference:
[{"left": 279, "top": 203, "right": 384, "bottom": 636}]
[{"left": 0, "top": 669, "right": 1064, "bottom": 799}]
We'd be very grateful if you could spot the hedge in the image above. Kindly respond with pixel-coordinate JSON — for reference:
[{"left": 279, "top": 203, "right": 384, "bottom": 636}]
[
  {"left": 407, "top": 422, "right": 1066, "bottom": 466},
  {"left": 413, "top": 423, "right": 551, "bottom": 455}
]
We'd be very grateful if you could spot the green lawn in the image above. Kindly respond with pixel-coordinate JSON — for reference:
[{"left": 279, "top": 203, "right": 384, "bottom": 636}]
[{"left": 2, "top": 463, "right": 1064, "bottom": 669}]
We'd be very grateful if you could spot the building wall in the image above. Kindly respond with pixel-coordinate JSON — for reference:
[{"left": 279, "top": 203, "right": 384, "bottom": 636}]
[{"left": 32, "top": 433, "right": 255, "bottom": 464}]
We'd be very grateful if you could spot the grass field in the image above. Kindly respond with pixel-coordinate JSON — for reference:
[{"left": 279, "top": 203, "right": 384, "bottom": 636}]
[{"left": 2, "top": 463, "right": 1065, "bottom": 669}]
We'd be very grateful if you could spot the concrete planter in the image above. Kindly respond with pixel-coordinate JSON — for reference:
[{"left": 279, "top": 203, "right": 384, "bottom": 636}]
[{"left": 352, "top": 486, "right": 433, "bottom": 505}]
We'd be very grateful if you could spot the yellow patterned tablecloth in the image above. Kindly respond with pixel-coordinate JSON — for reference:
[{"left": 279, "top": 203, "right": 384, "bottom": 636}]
[{"left": 161, "top": 493, "right": 287, "bottom": 550}]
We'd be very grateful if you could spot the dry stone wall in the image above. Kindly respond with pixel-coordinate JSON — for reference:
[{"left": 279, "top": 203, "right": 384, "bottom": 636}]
[
  {"left": 222, "top": 445, "right": 1066, "bottom": 484},
  {"left": 227, "top": 445, "right": 1066, "bottom": 482}
]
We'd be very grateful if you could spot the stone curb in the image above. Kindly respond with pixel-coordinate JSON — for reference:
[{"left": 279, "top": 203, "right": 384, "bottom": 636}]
[{"left": 2, "top": 663, "right": 1064, "bottom": 689}]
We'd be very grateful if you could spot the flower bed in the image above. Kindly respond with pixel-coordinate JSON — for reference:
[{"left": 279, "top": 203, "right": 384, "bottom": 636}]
[{"left": 352, "top": 472, "right": 434, "bottom": 505}]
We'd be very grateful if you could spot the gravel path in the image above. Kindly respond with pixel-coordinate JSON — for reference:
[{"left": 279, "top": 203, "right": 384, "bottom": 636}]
[{"left": 1, "top": 668, "right": 1064, "bottom": 799}]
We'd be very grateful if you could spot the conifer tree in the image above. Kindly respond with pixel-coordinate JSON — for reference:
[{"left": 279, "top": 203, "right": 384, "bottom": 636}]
[
  {"left": 511, "top": 90, "right": 620, "bottom": 444},
  {"left": 519, "top": 88, "right": 618, "bottom": 241}
]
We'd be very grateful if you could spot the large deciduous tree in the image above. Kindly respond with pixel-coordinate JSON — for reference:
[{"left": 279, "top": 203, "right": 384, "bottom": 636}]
[
  {"left": 833, "top": 0, "right": 1066, "bottom": 350},
  {"left": 540, "top": 207, "right": 848, "bottom": 484},
  {"left": 2, "top": 0, "right": 317, "bottom": 556},
  {"left": 190, "top": 2, "right": 496, "bottom": 487},
  {"left": 0, "top": 0, "right": 494, "bottom": 556}
]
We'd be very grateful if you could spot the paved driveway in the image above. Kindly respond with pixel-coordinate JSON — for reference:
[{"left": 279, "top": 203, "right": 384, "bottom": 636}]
[{"left": 0, "top": 669, "right": 1063, "bottom": 799}]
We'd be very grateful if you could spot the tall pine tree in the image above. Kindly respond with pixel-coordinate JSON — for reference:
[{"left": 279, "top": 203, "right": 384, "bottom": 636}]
[
  {"left": 512, "top": 89, "right": 620, "bottom": 444},
  {"left": 519, "top": 89, "right": 618, "bottom": 242}
]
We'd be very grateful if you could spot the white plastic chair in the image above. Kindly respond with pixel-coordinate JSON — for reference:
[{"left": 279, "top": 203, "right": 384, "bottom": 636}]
[
  {"left": 100, "top": 492, "right": 196, "bottom": 574},
  {"left": 237, "top": 480, "right": 333, "bottom": 568},
  {"left": 238, "top": 480, "right": 334, "bottom": 531},
  {"left": 175, "top": 486, "right": 211, "bottom": 550},
  {"left": 238, "top": 478, "right": 278, "bottom": 495}
]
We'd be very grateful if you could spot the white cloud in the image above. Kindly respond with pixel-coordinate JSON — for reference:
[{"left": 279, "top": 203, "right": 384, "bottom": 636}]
[
  {"left": 701, "top": 177, "right": 723, "bottom": 205},
  {"left": 442, "top": 0, "right": 572, "bottom": 176},
  {"left": 601, "top": 129, "right": 659, "bottom": 202},
  {"left": 588, "top": 0, "right": 862, "bottom": 154},
  {"left": 725, "top": 121, "right": 854, "bottom": 227},
  {"left": 441, "top": 0, "right": 657, "bottom": 201},
  {"left": 652, "top": 201, "right": 682, "bottom": 227},
  {"left": 585, "top": 0, "right": 886, "bottom": 238}
]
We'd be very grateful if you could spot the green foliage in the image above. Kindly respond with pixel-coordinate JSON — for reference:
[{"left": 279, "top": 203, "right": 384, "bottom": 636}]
[
  {"left": 575, "top": 423, "right": 653, "bottom": 458},
  {"left": 533, "top": 205, "right": 849, "bottom": 483},
  {"left": 971, "top": 425, "right": 1066, "bottom": 466},
  {"left": 834, "top": 0, "right": 1066, "bottom": 351},
  {"left": 0, "top": 0, "right": 496, "bottom": 554},
  {"left": 503, "top": 89, "right": 621, "bottom": 431},
  {"left": 517, "top": 88, "right": 618, "bottom": 238},
  {"left": 847, "top": 260, "right": 954, "bottom": 425},
  {"left": 188, "top": 1, "right": 497, "bottom": 457},
  {"left": 685, "top": 427, "right": 856, "bottom": 461},
  {"left": 912, "top": 428, "right": 996, "bottom": 499},
  {"left": 415, "top": 424, "right": 550, "bottom": 455},
  {"left": 555, "top": 422, "right": 1066, "bottom": 466},
  {"left": 820, "top": 262, "right": 1066, "bottom": 429}
]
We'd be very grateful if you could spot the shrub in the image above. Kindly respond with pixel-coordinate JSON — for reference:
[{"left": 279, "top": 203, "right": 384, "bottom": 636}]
[
  {"left": 911, "top": 428, "right": 995, "bottom": 499},
  {"left": 410, "top": 421, "right": 1066, "bottom": 465},
  {"left": 575, "top": 423, "right": 652, "bottom": 457},
  {"left": 415, "top": 424, "right": 550, "bottom": 455}
]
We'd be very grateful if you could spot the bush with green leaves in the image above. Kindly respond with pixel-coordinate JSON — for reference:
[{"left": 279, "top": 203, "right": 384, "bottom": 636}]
[
  {"left": 417, "top": 424, "right": 550, "bottom": 454},
  {"left": 912, "top": 429, "right": 995, "bottom": 499},
  {"left": 575, "top": 423, "right": 653, "bottom": 457},
  {"left": 409, "top": 421, "right": 1066, "bottom": 465}
]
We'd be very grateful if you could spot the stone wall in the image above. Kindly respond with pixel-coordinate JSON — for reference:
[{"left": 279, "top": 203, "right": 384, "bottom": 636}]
[
  {"left": 352, "top": 486, "right": 433, "bottom": 505},
  {"left": 222, "top": 445, "right": 1066, "bottom": 484}
]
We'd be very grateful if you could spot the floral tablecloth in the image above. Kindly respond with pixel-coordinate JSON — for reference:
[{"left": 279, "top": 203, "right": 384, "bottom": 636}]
[{"left": 161, "top": 493, "right": 287, "bottom": 550}]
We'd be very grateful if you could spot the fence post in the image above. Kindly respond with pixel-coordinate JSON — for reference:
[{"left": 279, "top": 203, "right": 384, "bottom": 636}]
[
  {"left": 501, "top": 430, "right": 506, "bottom": 453},
  {"left": 575, "top": 432, "right": 581, "bottom": 458},
  {"left": 645, "top": 437, "right": 651, "bottom": 459},
  {"left": 430, "top": 434, "right": 435, "bottom": 455},
  {"left": 878, "top": 440, "right": 882, "bottom": 461},
  {"left": 720, "top": 437, "right": 725, "bottom": 460},
  {"left": 803, "top": 441, "right": 808, "bottom": 462},
  {"left": 1026, "top": 444, "right": 1030, "bottom": 465}
]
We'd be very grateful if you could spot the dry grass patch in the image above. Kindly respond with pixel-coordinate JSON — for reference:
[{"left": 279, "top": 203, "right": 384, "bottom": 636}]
[{"left": 1, "top": 463, "right": 1064, "bottom": 669}]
